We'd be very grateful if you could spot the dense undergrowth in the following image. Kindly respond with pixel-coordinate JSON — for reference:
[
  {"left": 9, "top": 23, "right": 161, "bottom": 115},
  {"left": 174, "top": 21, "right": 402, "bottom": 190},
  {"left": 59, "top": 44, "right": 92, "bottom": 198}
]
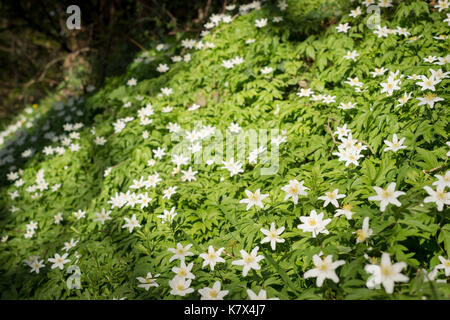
[{"left": 0, "top": 0, "right": 449, "bottom": 300}]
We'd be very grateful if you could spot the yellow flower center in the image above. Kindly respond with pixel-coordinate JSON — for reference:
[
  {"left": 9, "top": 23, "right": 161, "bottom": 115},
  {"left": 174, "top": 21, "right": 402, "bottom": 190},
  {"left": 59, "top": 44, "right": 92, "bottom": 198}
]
[
  {"left": 381, "top": 265, "right": 393, "bottom": 277},
  {"left": 425, "top": 93, "right": 436, "bottom": 101},
  {"left": 244, "top": 256, "right": 254, "bottom": 264},
  {"left": 382, "top": 190, "right": 391, "bottom": 198},
  {"left": 210, "top": 290, "right": 218, "bottom": 298},
  {"left": 436, "top": 192, "right": 446, "bottom": 200},
  {"left": 356, "top": 230, "right": 366, "bottom": 242},
  {"left": 308, "top": 219, "right": 317, "bottom": 226},
  {"left": 342, "top": 204, "right": 353, "bottom": 211},
  {"left": 289, "top": 185, "right": 299, "bottom": 194}
]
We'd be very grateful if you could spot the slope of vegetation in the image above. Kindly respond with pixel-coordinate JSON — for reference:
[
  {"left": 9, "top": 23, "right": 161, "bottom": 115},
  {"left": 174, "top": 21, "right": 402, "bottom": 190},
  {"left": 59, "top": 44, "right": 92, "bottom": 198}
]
[{"left": 0, "top": 0, "right": 449, "bottom": 300}]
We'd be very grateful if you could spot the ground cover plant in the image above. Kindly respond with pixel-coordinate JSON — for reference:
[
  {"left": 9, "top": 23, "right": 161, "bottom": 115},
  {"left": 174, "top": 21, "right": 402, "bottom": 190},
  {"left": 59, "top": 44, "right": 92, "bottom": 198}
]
[{"left": 0, "top": 0, "right": 449, "bottom": 300}]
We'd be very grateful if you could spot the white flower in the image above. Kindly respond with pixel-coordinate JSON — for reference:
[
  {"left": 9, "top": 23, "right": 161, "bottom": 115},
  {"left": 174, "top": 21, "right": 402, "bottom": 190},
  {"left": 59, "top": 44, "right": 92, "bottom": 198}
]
[
  {"left": 380, "top": 78, "right": 401, "bottom": 96},
  {"left": 417, "top": 93, "right": 444, "bottom": 109},
  {"left": 444, "top": 13, "right": 450, "bottom": 26},
  {"left": 137, "top": 272, "right": 160, "bottom": 290},
  {"left": 365, "top": 252, "right": 409, "bottom": 294},
  {"left": 157, "top": 206, "right": 177, "bottom": 224},
  {"left": 435, "top": 0, "right": 450, "bottom": 11},
  {"left": 336, "top": 23, "right": 351, "bottom": 33},
  {"left": 297, "top": 210, "right": 331, "bottom": 238},
  {"left": 379, "top": 0, "right": 393, "bottom": 8},
  {"left": 384, "top": 134, "right": 407, "bottom": 152},
  {"left": 172, "top": 154, "right": 189, "bottom": 167},
  {"left": 334, "top": 124, "right": 351, "bottom": 140},
  {"left": 322, "top": 95, "right": 336, "bottom": 104},
  {"left": 199, "top": 246, "right": 225, "bottom": 271},
  {"left": 297, "top": 88, "right": 314, "bottom": 97},
  {"left": 416, "top": 75, "right": 440, "bottom": 91},
  {"left": 156, "top": 63, "right": 169, "bottom": 73},
  {"left": 304, "top": 254, "right": 345, "bottom": 287},
  {"left": 239, "top": 189, "right": 269, "bottom": 211},
  {"left": 344, "top": 50, "right": 359, "bottom": 61},
  {"left": 396, "top": 92, "right": 412, "bottom": 108},
  {"left": 152, "top": 147, "right": 166, "bottom": 159},
  {"left": 424, "top": 56, "right": 438, "bottom": 63},
  {"left": 127, "top": 192, "right": 139, "bottom": 207},
  {"left": 172, "top": 261, "right": 195, "bottom": 280},
  {"left": 271, "top": 134, "right": 287, "bottom": 146},
  {"left": 260, "top": 223, "right": 285, "bottom": 250},
  {"left": 247, "top": 289, "right": 279, "bottom": 300},
  {"left": 338, "top": 102, "right": 357, "bottom": 110},
  {"left": 62, "top": 238, "right": 78, "bottom": 252},
  {"left": 261, "top": 66, "right": 273, "bottom": 74},
  {"left": 161, "top": 87, "right": 173, "bottom": 96},
  {"left": 370, "top": 67, "right": 388, "bottom": 77},
  {"left": 94, "top": 208, "right": 112, "bottom": 225},
  {"left": 138, "top": 193, "right": 152, "bottom": 209},
  {"left": 232, "top": 246, "right": 264, "bottom": 277},
  {"left": 278, "top": 0, "right": 288, "bottom": 11},
  {"left": 130, "top": 177, "right": 146, "bottom": 189},
  {"left": 122, "top": 214, "right": 141, "bottom": 233},
  {"left": 435, "top": 256, "right": 450, "bottom": 276},
  {"left": 228, "top": 122, "right": 241, "bottom": 133},
  {"left": 222, "top": 59, "right": 234, "bottom": 69},
  {"left": 368, "top": 182, "right": 405, "bottom": 212},
  {"left": 169, "top": 277, "right": 194, "bottom": 297},
  {"left": 281, "top": 179, "right": 309, "bottom": 205},
  {"left": 145, "top": 173, "right": 162, "bottom": 188},
  {"left": 29, "top": 259, "right": 45, "bottom": 273},
  {"left": 345, "top": 77, "right": 363, "bottom": 87},
  {"left": 168, "top": 243, "right": 194, "bottom": 262},
  {"left": 333, "top": 147, "right": 364, "bottom": 167},
  {"left": 255, "top": 18, "right": 267, "bottom": 28},
  {"left": 48, "top": 253, "right": 71, "bottom": 270},
  {"left": 318, "top": 189, "right": 346, "bottom": 208},
  {"left": 354, "top": 217, "right": 373, "bottom": 243},
  {"left": 127, "top": 78, "right": 137, "bottom": 86},
  {"left": 349, "top": 6, "right": 362, "bottom": 17},
  {"left": 231, "top": 56, "right": 244, "bottom": 65},
  {"left": 374, "top": 25, "right": 390, "bottom": 38},
  {"left": 198, "top": 281, "right": 229, "bottom": 300},
  {"left": 423, "top": 186, "right": 450, "bottom": 211},
  {"left": 73, "top": 210, "right": 86, "bottom": 220},
  {"left": 334, "top": 204, "right": 355, "bottom": 220},
  {"left": 54, "top": 213, "right": 63, "bottom": 224},
  {"left": 429, "top": 68, "right": 450, "bottom": 81},
  {"left": 433, "top": 171, "right": 450, "bottom": 189},
  {"left": 104, "top": 167, "right": 112, "bottom": 177},
  {"left": 163, "top": 186, "right": 177, "bottom": 199}
]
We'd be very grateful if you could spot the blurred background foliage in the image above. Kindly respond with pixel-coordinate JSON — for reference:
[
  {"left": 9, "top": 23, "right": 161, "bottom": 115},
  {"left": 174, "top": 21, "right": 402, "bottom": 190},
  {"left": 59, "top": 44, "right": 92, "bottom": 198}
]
[{"left": 0, "top": 0, "right": 233, "bottom": 124}]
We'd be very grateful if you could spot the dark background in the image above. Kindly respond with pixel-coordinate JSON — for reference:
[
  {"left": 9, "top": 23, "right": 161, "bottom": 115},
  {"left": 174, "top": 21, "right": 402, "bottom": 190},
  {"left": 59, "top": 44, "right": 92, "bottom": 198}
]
[{"left": 0, "top": 0, "right": 232, "bottom": 123}]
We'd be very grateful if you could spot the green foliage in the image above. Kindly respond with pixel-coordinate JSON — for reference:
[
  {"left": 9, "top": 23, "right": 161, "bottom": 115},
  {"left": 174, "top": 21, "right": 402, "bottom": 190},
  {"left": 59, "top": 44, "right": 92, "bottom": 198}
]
[{"left": 0, "top": 0, "right": 449, "bottom": 300}]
